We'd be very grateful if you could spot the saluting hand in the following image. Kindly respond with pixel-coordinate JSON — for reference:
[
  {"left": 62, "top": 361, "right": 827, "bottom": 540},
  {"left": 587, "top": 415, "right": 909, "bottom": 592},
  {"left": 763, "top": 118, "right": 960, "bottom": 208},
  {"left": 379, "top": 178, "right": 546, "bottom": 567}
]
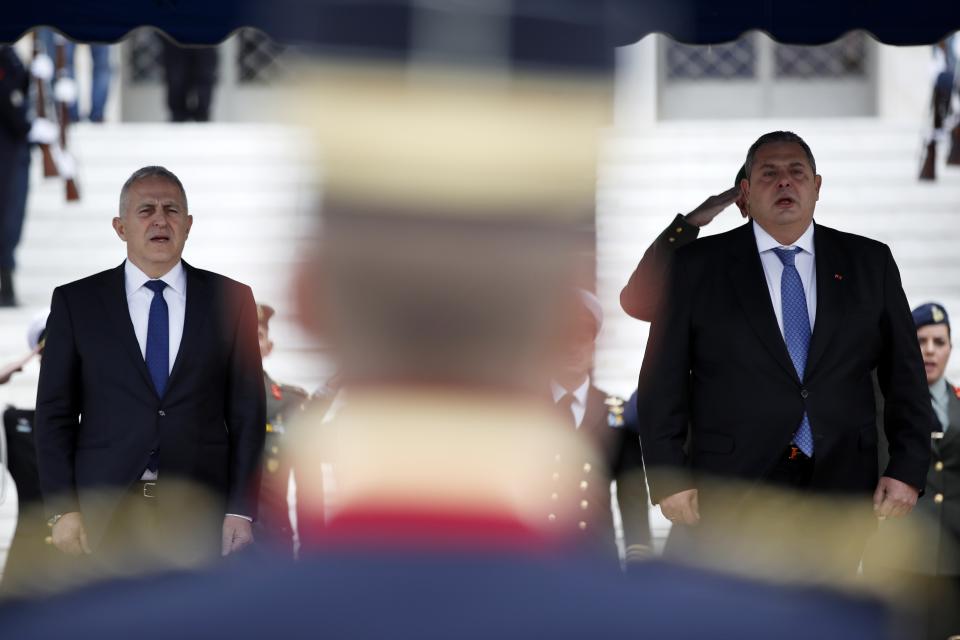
[
  {"left": 51, "top": 511, "right": 92, "bottom": 556},
  {"left": 684, "top": 186, "right": 745, "bottom": 228},
  {"left": 222, "top": 515, "right": 254, "bottom": 556},
  {"left": 873, "top": 476, "right": 919, "bottom": 519},
  {"left": 659, "top": 488, "right": 700, "bottom": 525}
]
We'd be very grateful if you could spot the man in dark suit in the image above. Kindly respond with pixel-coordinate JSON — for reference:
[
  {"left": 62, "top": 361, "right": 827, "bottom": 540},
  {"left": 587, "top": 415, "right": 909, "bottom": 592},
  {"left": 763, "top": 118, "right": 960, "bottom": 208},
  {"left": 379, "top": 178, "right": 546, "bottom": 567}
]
[
  {"left": 34, "top": 166, "right": 265, "bottom": 565},
  {"left": 549, "top": 289, "right": 651, "bottom": 564},
  {"left": 637, "top": 131, "right": 934, "bottom": 558}
]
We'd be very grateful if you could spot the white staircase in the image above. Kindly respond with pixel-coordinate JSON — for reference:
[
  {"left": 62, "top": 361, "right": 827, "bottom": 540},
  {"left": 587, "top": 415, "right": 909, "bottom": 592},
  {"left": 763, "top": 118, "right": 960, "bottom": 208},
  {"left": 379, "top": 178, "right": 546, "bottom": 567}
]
[{"left": 0, "top": 123, "right": 330, "bottom": 568}]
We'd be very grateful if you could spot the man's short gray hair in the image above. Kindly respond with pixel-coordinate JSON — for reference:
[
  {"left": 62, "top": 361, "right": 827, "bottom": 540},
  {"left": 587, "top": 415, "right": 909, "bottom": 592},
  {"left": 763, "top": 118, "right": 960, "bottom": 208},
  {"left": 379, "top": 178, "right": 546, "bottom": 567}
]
[
  {"left": 743, "top": 131, "right": 817, "bottom": 179},
  {"left": 118, "top": 166, "right": 188, "bottom": 215}
]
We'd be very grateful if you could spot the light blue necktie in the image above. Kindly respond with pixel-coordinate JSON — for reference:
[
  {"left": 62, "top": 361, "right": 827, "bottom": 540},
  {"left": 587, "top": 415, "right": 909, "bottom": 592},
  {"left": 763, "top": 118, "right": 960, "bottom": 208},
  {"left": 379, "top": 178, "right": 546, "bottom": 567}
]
[
  {"left": 773, "top": 247, "right": 814, "bottom": 457},
  {"left": 144, "top": 279, "right": 169, "bottom": 473}
]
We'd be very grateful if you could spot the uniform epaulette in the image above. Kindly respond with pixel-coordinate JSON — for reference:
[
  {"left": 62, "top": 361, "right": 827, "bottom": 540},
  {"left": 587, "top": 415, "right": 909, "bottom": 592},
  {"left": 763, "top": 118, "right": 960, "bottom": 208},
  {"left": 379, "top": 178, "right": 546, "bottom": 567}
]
[{"left": 604, "top": 395, "right": 625, "bottom": 428}]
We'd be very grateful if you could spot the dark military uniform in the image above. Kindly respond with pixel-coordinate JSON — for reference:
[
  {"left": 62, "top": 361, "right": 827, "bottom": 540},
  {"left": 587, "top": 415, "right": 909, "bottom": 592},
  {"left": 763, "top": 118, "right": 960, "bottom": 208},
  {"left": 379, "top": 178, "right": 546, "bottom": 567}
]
[
  {"left": 548, "top": 386, "right": 651, "bottom": 565},
  {"left": 915, "top": 380, "right": 960, "bottom": 575},
  {"left": 254, "top": 371, "right": 309, "bottom": 555}
]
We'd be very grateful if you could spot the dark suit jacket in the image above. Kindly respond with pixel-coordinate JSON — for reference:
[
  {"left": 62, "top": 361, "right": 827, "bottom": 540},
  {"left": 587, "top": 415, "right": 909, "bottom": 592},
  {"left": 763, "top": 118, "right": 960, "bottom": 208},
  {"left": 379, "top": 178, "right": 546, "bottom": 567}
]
[
  {"left": 637, "top": 221, "right": 933, "bottom": 506},
  {"left": 34, "top": 261, "right": 266, "bottom": 546}
]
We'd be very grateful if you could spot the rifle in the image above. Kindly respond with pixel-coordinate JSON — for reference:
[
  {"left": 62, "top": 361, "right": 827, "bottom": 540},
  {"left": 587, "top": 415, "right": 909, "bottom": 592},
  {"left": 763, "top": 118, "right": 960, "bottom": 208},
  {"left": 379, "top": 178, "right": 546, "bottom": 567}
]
[
  {"left": 31, "top": 33, "right": 58, "bottom": 178},
  {"left": 53, "top": 37, "right": 80, "bottom": 202}
]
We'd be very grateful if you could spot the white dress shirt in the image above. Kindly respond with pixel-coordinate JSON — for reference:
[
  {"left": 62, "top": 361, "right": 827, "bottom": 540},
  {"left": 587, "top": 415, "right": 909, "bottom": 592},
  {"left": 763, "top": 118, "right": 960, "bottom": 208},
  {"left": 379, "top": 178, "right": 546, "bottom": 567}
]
[
  {"left": 551, "top": 377, "right": 590, "bottom": 429},
  {"left": 752, "top": 220, "right": 817, "bottom": 337},
  {"left": 124, "top": 259, "right": 186, "bottom": 372}
]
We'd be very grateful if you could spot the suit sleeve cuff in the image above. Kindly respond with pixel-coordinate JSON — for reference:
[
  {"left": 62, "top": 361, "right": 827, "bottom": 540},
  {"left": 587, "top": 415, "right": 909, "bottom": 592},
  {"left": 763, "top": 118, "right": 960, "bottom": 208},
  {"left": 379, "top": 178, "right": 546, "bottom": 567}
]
[{"left": 226, "top": 513, "right": 254, "bottom": 522}]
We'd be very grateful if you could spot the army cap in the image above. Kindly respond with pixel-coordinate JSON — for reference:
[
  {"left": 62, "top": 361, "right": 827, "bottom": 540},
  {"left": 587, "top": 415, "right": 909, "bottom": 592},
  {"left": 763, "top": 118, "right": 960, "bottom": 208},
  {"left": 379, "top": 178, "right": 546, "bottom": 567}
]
[{"left": 912, "top": 302, "right": 950, "bottom": 334}]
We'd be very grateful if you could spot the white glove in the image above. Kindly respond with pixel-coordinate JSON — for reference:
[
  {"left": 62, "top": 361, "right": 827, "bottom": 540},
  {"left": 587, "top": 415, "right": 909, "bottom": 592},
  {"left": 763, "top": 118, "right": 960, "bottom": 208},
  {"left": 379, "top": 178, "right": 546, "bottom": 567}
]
[
  {"left": 30, "top": 54, "right": 54, "bottom": 81},
  {"left": 53, "top": 77, "right": 78, "bottom": 105},
  {"left": 27, "top": 117, "right": 58, "bottom": 145},
  {"left": 52, "top": 146, "right": 76, "bottom": 179}
]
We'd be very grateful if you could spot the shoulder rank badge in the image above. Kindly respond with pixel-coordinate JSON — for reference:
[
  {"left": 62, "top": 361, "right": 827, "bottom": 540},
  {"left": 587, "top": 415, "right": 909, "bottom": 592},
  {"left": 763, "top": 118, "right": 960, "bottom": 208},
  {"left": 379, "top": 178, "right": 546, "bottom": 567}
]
[{"left": 605, "top": 395, "right": 625, "bottom": 428}]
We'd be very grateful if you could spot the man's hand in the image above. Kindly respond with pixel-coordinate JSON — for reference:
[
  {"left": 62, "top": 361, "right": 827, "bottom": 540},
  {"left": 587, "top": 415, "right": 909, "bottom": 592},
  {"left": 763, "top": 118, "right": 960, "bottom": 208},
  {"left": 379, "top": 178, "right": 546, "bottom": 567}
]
[
  {"left": 684, "top": 186, "right": 744, "bottom": 228},
  {"left": 873, "top": 476, "right": 919, "bottom": 519},
  {"left": 222, "top": 516, "right": 254, "bottom": 556},
  {"left": 51, "top": 511, "right": 92, "bottom": 556},
  {"left": 659, "top": 488, "right": 700, "bottom": 525}
]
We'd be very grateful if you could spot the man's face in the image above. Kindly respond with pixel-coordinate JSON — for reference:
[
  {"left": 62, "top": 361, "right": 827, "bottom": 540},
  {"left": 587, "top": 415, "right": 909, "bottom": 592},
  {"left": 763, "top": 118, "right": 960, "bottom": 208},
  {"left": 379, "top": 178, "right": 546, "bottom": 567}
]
[
  {"left": 742, "top": 142, "right": 821, "bottom": 235},
  {"left": 258, "top": 325, "right": 274, "bottom": 360},
  {"left": 918, "top": 323, "right": 952, "bottom": 385},
  {"left": 112, "top": 176, "right": 193, "bottom": 277}
]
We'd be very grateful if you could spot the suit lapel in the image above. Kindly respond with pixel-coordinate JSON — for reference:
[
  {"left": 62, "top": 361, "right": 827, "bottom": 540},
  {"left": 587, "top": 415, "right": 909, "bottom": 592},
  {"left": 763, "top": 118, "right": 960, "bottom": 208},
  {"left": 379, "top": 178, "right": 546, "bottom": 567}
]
[
  {"left": 804, "top": 224, "right": 848, "bottom": 381},
  {"left": 727, "top": 223, "right": 799, "bottom": 383},
  {"left": 99, "top": 262, "right": 156, "bottom": 396},
  {"left": 167, "top": 261, "right": 211, "bottom": 394}
]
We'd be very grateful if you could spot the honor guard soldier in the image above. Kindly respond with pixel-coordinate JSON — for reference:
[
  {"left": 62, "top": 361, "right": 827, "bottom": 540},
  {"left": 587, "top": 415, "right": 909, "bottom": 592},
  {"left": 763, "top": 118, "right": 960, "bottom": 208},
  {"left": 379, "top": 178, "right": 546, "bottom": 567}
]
[
  {"left": 0, "top": 314, "right": 56, "bottom": 595},
  {"left": 255, "top": 303, "right": 309, "bottom": 556},
  {"left": 549, "top": 290, "right": 651, "bottom": 565}
]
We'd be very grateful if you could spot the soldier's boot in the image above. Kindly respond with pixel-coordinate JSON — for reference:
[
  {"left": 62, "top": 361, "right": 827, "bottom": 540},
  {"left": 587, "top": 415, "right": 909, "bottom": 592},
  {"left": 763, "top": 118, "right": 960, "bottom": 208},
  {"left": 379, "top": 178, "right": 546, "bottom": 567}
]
[
  {"left": 947, "top": 125, "right": 960, "bottom": 165},
  {"left": 0, "top": 269, "right": 17, "bottom": 307},
  {"left": 920, "top": 140, "right": 937, "bottom": 181}
]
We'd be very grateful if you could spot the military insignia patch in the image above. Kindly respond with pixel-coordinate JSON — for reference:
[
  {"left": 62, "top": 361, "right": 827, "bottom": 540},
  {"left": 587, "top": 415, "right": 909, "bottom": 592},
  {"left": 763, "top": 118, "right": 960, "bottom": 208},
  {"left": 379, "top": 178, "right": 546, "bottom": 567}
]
[
  {"left": 267, "top": 458, "right": 280, "bottom": 473},
  {"left": 605, "top": 395, "right": 625, "bottom": 428},
  {"left": 933, "top": 306, "right": 945, "bottom": 323}
]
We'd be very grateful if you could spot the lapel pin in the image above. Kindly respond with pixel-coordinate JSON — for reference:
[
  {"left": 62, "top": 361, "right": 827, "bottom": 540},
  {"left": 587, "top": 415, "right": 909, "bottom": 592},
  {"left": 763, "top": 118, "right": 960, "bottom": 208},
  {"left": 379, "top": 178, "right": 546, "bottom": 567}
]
[{"left": 834, "top": 273, "right": 843, "bottom": 281}]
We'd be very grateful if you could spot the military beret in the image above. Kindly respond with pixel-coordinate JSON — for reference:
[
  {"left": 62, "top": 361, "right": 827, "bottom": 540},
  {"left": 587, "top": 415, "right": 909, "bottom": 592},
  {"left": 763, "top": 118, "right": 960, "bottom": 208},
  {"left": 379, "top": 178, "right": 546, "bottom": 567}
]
[
  {"left": 912, "top": 302, "right": 950, "bottom": 332},
  {"left": 578, "top": 288, "right": 603, "bottom": 338}
]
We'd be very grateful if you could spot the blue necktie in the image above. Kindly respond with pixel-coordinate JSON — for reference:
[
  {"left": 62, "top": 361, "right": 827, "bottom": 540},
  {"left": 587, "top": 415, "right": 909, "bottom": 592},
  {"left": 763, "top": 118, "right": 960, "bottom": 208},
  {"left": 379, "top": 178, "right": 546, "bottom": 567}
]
[
  {"left": 144, "top": 280, "right": 168, "bottom": 473},
  {"left": 772, "top": 247, "right": 814, "bottom": 457}
]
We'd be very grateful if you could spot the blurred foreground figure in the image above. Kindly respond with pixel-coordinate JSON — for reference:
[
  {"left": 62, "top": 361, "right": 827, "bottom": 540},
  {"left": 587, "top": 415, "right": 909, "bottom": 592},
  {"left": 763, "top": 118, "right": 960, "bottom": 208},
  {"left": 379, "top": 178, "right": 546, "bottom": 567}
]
[
  {"left": 29, "top": 166, "right": 265, "bottom": 591},
  {"left": 549, "top": 289, "right": 651, "bottom": 564},
  {"left": 638, "top": 131, "right": 934, "bottom": 573},
  {"left": 0, "top": 7, "right": 905, "bottom": 638}
]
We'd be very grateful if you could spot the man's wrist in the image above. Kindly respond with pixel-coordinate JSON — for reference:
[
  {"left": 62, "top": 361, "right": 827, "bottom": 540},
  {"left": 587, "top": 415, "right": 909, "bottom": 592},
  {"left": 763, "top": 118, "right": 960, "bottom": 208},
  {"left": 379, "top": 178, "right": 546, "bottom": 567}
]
[{"left": 225, "top": 513, "right": 253, "bottom": 522}]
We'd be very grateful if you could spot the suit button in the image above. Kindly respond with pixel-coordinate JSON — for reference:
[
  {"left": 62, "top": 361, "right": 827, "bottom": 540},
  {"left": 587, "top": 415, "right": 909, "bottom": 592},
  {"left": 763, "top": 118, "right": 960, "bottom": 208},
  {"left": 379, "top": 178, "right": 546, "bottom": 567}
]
[
  {"left": 934, "top": 493, "right": 944, "bottom": 504},
  {"left": 551, "top": 493, "right": 559, "bottom": 501},
  {"left": 583, "top": 463, "right": 592, "bottom": 473},
  {"left": 158, "top": 410, "right": 166, "bottom": 417},
  {"left": 935, "top": 461, "right": 944, "bottom": 472},
  {"left": 578, "top": 521, "right": 587, "bottom": 530},
  {"left": 800, "top": 390, "right": 809, "bottom": 399},
  {"left": 548, "top": 513, "right": 557, "bottom": 522},
  {"left": 580, "top": 500, "right": 589, "bottom": 510},
  {"left": 552, "top": 472, "right": 560, "bottom": 481},
  {"left": 580, "top": 481, "right": 589, "bottom": 490}
]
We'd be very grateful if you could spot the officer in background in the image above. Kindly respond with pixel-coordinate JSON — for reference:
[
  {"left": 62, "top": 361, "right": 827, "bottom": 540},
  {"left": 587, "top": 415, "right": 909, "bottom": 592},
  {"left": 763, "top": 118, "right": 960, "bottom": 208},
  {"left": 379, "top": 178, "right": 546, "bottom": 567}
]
[
  {"left": 255, "top": 303, "right": 308, "bottom": 557},
  {"left": 549, "top": 289, "right": 651, "bottom": 566},
  {"left": 865, "top": 301, "right": 960, "bottom": 639}
]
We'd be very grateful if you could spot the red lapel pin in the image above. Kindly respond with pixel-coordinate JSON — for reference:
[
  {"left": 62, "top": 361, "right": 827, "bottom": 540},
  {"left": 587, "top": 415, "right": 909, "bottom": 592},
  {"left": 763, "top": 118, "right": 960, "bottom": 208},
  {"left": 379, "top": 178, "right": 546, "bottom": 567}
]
[{"left": 834, "top": 273, "right": 843, "bottom": 281}]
